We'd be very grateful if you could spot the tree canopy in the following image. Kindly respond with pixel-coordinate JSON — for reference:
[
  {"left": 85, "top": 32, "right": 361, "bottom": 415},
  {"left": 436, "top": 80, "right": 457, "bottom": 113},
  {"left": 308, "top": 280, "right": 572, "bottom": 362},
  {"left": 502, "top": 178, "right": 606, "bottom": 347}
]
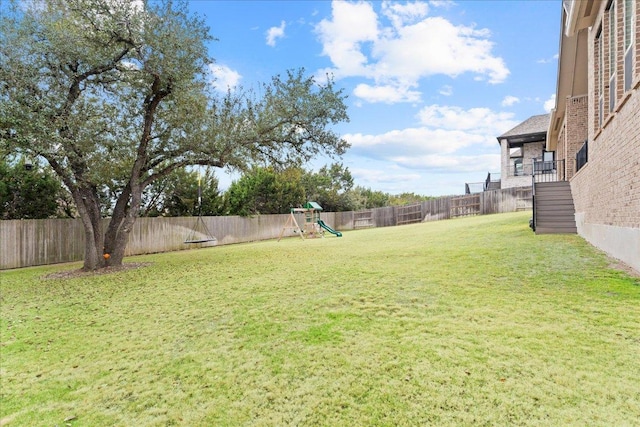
[
  {"left": 226, "top": 166, "right": 305, "bottom": 217},
  {"left": 141, "top": 167, "right": 225, "bottom": 217},
  {"left": 0, "top": 157, "right": 71, "bottom": 219},
  {"left": 0, "top": 0, "right": 349, "bottom": 270}
]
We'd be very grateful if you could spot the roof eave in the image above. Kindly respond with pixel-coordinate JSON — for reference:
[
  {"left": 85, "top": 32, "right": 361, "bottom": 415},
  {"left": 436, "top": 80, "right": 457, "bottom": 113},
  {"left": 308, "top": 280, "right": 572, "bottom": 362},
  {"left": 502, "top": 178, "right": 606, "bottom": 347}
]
[
  {"left": 565, "top": 0, "right": 598, "bottom": 36},
  {"left": 505, "top": 131, "right": 547, "bottom": 145},
  {"left": 547, "top": 108, "right": 559, "bottom": 151},
  {"left": 548, "top": 0, "right": 596, "bottom": 151}
]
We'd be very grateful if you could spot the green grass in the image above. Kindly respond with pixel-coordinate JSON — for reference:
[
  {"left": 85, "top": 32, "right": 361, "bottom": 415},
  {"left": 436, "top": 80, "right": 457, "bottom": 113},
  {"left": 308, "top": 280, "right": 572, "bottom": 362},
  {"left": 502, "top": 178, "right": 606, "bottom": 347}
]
[{"left": 1, "top": 212, "right": 639, "bottom": 426}]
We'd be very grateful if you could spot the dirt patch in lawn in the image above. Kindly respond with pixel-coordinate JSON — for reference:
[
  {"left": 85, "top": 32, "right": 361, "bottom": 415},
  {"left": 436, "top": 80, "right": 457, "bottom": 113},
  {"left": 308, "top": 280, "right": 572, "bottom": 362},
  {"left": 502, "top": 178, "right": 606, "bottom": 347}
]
[
  {"left": 608, "top": 259, "right": 640, "bottom": 278},
  {"left": 44, "top": 262, "right": 152, "bottom": 280}
]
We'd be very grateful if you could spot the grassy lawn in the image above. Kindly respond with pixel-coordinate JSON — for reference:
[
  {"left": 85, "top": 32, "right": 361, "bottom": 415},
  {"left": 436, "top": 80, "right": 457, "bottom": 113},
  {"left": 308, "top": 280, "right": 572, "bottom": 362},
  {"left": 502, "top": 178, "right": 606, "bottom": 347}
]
[{"left": 1, "top": 212, "right": 639, "bottom": 426}]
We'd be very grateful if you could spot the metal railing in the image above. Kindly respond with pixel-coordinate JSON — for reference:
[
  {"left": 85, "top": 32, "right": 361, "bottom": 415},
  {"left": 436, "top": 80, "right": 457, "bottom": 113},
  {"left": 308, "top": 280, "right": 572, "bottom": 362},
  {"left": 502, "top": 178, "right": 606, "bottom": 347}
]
[
  {"left": 531, "top": 173, "right": 536, "bottom": 231},
  {"left": 484, "top": 172, "right": 501, "bottom": 191},
  {"left": 576, "top": 141, "right": 588, "bottom": 172},
  {"left": 532, "top": 159, "right": 565, "bottom": 183},
  {"left": 507, "top": 162, "right": 533, "bottom": 177},
  {"left": 465, "top": 172, "right": 501, "bottom": 194},
  {"left": 465, "top": 182, "right": 484, "bottom": 194},
  {"left": 530, "top": 158, "right": 567, "bottom": 232}
]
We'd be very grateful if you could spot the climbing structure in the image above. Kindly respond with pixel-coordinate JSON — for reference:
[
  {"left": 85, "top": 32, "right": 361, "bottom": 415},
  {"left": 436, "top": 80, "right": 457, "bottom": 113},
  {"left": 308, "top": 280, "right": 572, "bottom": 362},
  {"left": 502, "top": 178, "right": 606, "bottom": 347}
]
[
  {"left": 301, "top": 201, "right": 323, "bottom": 238},
  {"left": 278, "top": 202, "right": 342, "bottom": 240}
]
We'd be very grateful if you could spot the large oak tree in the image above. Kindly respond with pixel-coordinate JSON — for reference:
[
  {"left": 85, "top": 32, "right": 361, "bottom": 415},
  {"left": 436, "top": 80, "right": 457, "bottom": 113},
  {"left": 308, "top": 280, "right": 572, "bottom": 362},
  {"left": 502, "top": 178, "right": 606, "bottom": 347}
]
[{"left": 0, "top": 0, "right": 349, "bottom": 270}]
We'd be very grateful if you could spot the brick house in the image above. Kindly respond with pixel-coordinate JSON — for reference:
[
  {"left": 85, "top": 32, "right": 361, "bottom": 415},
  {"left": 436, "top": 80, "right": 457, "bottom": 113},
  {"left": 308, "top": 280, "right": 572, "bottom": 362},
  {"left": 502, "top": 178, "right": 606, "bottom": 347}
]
[
  {"left": 497, "top": 114, "right": 552, "bottom": 189},
  {"left": 545, "top": 0, "right": 639, "bottom": 272}
]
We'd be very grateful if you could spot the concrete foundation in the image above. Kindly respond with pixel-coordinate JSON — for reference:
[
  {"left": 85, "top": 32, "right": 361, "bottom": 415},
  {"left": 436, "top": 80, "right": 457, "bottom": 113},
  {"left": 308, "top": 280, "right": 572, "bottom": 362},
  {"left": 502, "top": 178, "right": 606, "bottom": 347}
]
[{"left": 575, "top": 212, "right": 640, "bottom": 274}]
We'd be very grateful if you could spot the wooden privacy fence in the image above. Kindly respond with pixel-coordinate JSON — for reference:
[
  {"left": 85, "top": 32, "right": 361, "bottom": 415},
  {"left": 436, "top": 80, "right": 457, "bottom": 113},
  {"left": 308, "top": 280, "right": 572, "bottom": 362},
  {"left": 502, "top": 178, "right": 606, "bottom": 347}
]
[
  {"left": 396, "top": 204, "right": 423, "bottom": 225},
  {"left": 0, "top": 213, "right": 335, "bottom": 270},
  {"left": 1, "top": 186, "right": 531, "bottom": 270},
  {"left": 450, "top": 194, "right": 481, "bottom": 217}
]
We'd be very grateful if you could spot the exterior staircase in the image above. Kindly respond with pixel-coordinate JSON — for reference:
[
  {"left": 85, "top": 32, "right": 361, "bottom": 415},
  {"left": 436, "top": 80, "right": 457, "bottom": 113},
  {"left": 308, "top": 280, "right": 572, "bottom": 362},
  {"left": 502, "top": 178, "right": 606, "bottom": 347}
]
[{"left": 533, "top": 181, "right": 577, "bottom": 234}]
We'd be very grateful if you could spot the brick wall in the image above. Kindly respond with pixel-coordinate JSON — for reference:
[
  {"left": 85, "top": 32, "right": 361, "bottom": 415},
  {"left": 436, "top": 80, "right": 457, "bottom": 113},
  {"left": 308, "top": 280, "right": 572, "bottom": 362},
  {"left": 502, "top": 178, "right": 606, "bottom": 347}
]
[
  {"left": 572, "top": 88, "right": 640, "bottom": 228},
  {"left": 500, "top": 138, "right": 545, "bottom": 189},
  {"left": 571, "top": 0, "right": 640, "bottom": 229},
  {"left": 557, "top": 126, "right": 566, "bottom": 170},
  {"left": 564, "top": 95, "right": 589, "bottom": 179}
]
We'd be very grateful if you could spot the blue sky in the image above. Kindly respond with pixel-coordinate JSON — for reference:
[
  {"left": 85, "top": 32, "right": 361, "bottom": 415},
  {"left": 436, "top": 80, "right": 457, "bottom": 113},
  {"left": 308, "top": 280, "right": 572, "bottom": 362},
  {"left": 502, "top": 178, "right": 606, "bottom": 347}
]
[
  {"left": 190, "top": 0, "right": 562, "bottom": 196},
  {"left": 144, "top": 0, "right": 561, "bottom": 196}
]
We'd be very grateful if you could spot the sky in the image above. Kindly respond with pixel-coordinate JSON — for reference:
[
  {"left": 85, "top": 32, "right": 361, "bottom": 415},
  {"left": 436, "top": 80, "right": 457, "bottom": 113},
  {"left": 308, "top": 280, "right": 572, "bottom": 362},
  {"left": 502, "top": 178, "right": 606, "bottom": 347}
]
[
  {"left": 45, "top": 0, "right": 566, "bottom": 197},
  {"left": 188, "top": 0, "right": 562, "bottom": 196}
]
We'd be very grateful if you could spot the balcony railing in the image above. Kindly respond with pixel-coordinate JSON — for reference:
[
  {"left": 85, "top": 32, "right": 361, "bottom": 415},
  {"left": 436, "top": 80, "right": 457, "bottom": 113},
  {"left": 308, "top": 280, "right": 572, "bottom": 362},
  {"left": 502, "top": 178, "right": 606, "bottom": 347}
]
[
  {"left": 484, "top": 172, "right": 501, "bottom": 191},
  {"left": 465, "top": 182, "right": 484, "bottom": 194},
  {"left": 532, "top": 159, "right": 565, "bottom": 183},
  {"left": 506, "top": 162, "right": 533, "bottom": 177},
  {"left": 465, "top": 172, "right": 501, "bottom": 194},
  {"left": 576, "top": 141, "right": 588, "bottom": 172}
]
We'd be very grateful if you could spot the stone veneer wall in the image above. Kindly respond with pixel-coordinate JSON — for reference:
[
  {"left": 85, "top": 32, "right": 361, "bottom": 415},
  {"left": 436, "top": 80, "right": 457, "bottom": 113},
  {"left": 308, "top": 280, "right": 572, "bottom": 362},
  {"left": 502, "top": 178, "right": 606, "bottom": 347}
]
[{"left": 500, "top": 139, "right": 545, "bottom": 189}]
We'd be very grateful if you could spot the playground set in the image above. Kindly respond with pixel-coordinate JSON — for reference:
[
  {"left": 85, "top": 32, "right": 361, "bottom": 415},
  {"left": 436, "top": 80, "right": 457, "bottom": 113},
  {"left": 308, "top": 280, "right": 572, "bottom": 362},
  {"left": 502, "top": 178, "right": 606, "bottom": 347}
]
[
  {"left": 278, "top": 202, "right": 342, "bottom": 241},
  {"left": 183, "top": 171, "right": 217, "bottom": 244}
]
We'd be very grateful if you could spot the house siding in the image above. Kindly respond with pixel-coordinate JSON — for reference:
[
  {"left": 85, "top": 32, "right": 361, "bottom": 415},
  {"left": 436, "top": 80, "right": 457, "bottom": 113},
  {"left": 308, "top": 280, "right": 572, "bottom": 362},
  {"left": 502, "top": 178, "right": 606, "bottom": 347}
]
[{"left": 566, "top": 0, "right": 640, "bottom": 272}]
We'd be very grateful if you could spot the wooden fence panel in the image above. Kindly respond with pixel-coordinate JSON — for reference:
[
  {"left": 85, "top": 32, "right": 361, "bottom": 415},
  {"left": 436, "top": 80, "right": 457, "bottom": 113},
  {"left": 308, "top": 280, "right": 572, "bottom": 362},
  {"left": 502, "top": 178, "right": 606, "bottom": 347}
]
[
  {"left": 1, "top": 187, "right": 531, "bottom": 269},
  {"left": 396, "top": 204, "right": 423, "bottom": 225},
  {"left": 373, "top": 206, "right": 396, "bottom": 228},
  {"left": 450, "top": 194, "right": 481, "bottom": 217},
  {"left": 422, "top": 197, "right": 451, "bottom": 222},
  {"left": 334, "top": 211, "right": 353, "bottom": 230},
  {"left": 353, "top": 210, "right": 374, "bottom": 229}
]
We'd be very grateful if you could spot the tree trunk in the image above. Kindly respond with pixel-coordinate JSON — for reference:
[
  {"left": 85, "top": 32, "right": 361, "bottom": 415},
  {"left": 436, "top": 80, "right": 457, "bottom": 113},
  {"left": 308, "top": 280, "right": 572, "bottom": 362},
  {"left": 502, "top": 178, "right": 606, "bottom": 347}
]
[
  {"left": 74, "top": 185, "right": 106, "bottom": 271},
  {"left": 102, "top": 181, "right": 144, "bottom": 268},
  {"left": 103, "top": 183, "right": 132, "bottom": 267}
]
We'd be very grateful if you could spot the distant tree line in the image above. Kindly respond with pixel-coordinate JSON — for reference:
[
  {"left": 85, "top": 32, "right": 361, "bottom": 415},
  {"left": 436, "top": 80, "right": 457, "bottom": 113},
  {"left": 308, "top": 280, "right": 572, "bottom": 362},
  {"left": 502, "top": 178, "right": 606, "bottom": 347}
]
[{"left": 1, "top": 157, "right": 432, "bottom": 220}]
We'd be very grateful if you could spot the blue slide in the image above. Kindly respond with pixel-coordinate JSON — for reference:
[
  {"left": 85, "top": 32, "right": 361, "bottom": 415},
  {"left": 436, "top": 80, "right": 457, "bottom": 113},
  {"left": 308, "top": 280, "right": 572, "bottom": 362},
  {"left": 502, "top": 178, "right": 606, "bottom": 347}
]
[{"left": 317, "top": 219, "right": 342, "bottom": 237}]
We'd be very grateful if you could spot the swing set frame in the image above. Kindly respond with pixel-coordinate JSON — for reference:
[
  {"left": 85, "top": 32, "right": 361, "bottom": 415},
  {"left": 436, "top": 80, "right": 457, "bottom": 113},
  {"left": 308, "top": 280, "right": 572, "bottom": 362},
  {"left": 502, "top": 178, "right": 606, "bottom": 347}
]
[{"left": 184, "top": 171, "right": 217, "bottom": 244}]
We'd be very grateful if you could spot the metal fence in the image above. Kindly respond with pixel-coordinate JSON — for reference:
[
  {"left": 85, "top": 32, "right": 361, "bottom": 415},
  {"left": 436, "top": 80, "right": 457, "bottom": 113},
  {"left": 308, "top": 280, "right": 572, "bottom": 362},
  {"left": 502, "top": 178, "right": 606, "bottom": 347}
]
[
  {"left": 533, "top": 159, "right": 566, "bottom": 183},
  {"left": 576, "top": 141, "right": 588, "bottom": 172},
  {"left": 1, "top": 186, "right": 532, "bottom": 270}
]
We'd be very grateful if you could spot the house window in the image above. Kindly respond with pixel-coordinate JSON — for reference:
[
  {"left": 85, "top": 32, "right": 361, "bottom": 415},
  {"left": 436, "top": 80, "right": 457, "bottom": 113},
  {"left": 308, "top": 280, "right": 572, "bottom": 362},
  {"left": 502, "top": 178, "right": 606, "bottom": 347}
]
[
  {"left": 596, "top": 26, "right": 604, "bottom": 128},
  {"left": 510, "top": 145, "right": 524, "bottom": 176},
  {"left": 608, "top": 1, "right": 616, "bottom": 113},
  {"left": 534, "top": 151, "right": 555, "bottom": 173},
  {"left": 624, "top": 0, "right": 634, "bottom": 92}
]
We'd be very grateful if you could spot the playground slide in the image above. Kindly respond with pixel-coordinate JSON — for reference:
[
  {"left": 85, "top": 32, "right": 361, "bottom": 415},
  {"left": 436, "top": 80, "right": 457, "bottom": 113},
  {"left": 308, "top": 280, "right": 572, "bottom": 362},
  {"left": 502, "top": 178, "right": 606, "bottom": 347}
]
[{"left": 317, "top": 219, "right": 342, "bottom": 237}]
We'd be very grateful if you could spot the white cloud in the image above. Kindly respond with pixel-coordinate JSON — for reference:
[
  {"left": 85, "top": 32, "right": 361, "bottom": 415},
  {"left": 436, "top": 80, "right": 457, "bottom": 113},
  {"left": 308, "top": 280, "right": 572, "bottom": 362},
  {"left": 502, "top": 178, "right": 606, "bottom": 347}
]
[
  {"left": 537, "top": 53, "right": 559, "bottom": 64},
  {"left": 266, "top": 20, "right": 286, "bottom": 47},
  {"left": 501, "top": 95, "right": 520, "bottom": 107},
  {"left": 429, "top": 0, "right": 455, "bottom": 9},
  {"left": 346, "top": 127, "right": 486, "bottom": 157},
  {"left": 381, "top": 0, "right": 429, "bottom": 29},
  {"left": 439, "top": 85, "right": 453, "bottom": 96},
  {"left": 390, "top": 153, "right": 500, "bottom": 172},
  {"left": 209, "top": 64, "right": 241, "bottom": 92},
  {"left": 351, "top": 167, "right": 421, "bottom": 184},
  {"left": 342, "top": 105, "right": 513, "bottom": 176},
  {"left": 416, "top": 104, "right": 517, "bottom": 135},
  {"left": 372, "top": 17, "right": 507, "bottom": 83},
  {"left": 544, "top": 94, "right": 556, "bottom": 112},
  {"left": 354, "top": 83, "right": 421, "bottom": 103},
  {"left": 315, "top": 1, "right": 509, "bottom": 103},
  {"left": 315, "top": 1, "right": 379, "bottom": 77}
]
